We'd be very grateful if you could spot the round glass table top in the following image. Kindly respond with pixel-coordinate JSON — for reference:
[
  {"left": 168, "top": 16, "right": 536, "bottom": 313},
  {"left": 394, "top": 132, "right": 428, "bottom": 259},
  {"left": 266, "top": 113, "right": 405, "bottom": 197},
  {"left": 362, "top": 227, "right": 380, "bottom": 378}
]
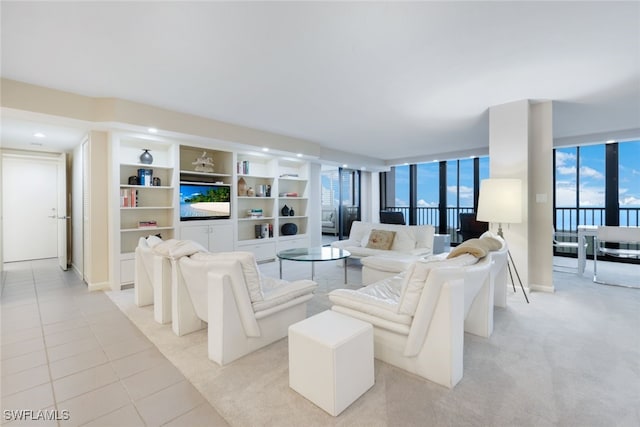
[{"left": 276, "top": 246, "right": 351, "bottom": 262}]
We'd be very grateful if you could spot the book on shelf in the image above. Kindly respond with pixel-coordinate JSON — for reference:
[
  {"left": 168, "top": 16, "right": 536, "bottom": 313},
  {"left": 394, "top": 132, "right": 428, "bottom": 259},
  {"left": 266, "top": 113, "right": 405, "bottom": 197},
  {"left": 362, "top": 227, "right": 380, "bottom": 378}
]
[
  {"left": 120, "top": 189, "right": 138, "bottom": 207},
  {"left": 137, "top": 168, "right": 153, "bottom": 186},
  {"left": 247, "top": 208, "right": 263, "bottom": 218},
  {"left": 237, "top": 160, "right": 250, "bottom": 175},
  {"left": 278, "top": 192, "right": 299, "bottom": 197},
  {"left": 138, "top": 220, "right": 158, "bottom": 228},
  {"left": 279, "top": 173, "right": 299, "bottom": 178}
]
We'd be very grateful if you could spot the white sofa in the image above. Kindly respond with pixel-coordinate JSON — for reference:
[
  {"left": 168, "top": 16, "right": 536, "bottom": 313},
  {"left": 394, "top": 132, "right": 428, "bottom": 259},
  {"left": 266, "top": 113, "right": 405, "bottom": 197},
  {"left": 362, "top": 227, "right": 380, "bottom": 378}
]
[
  {"left": 329, "top": 253, "right": 493, "bottom": 388},
  {"left": 362, "top": 231, "right": 509, "bottom": 309},
  {"left": 172, "top": 251, "right": 318, "bottom": 365},
  {"left": 134, "top": 236, "right": 206, "bottom": 324},
  {"left": 330, "top": 221, "right": 435, "bottom": 260}
]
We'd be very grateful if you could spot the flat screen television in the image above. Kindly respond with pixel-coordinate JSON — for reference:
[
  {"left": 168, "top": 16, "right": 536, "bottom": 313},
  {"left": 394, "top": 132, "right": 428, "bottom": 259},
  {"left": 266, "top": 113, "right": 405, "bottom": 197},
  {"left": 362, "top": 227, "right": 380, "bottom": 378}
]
[{"left": 180, "top": 183, "right": 231, "bottom": 221}]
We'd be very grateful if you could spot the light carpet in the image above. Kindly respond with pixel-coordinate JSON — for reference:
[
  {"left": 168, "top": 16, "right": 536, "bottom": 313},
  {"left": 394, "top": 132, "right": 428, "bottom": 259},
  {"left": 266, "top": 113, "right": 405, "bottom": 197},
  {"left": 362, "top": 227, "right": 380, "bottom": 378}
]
[{"left": 107, "top": 258, "right": 640, "bottom": 427}]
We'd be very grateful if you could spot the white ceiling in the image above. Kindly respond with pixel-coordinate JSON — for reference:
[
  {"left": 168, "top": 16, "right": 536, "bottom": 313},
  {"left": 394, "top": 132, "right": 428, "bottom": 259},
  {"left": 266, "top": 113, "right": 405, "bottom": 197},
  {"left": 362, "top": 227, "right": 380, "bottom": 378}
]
[{"left": 1, "top": 1, "right": 639, "bottom": 161}]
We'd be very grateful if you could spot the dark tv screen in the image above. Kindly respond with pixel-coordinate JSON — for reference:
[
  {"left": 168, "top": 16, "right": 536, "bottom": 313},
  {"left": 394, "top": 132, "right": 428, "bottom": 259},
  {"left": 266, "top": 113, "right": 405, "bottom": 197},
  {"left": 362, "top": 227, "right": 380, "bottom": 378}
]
[{"left": 180, "top": 183, "right": 231, "bottom": 221}]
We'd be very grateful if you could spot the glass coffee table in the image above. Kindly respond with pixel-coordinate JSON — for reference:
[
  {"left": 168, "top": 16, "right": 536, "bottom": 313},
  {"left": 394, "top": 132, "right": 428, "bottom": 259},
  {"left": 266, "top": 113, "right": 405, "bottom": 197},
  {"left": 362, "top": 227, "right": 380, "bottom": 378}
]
[{"left": 277, "top": 247, "right": 351, "bottom": 284}]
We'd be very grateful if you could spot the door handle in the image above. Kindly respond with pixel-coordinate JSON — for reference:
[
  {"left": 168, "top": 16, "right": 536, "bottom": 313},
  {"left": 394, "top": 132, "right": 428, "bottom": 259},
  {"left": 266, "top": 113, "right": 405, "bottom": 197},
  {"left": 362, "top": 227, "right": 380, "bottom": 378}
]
[{"left": 57, "top": 216, "right": 71, "bottom": 219}]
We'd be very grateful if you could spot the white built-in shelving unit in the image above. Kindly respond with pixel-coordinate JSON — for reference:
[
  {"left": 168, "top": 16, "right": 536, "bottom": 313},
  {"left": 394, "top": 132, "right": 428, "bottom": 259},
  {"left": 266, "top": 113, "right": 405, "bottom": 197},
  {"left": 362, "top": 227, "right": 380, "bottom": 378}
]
[{"left": 112, "top": 139, "right": 313, "bottom": 286}]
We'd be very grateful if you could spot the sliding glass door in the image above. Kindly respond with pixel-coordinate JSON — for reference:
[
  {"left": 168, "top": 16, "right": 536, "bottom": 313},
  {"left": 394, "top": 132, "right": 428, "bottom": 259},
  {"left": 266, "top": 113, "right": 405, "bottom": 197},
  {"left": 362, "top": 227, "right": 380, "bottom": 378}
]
[{"left": 338, "top": 167, "right": 361, "bottom": 239}]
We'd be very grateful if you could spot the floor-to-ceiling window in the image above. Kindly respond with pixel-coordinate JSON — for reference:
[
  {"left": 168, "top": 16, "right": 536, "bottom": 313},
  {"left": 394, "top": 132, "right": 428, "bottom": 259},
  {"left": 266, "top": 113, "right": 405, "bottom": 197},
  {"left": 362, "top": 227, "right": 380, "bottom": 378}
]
[
  {"left": 338, "top": 167, "right": 361, "bottom": 239},
  {"left": 381, "top": 156, "right": 488, "bottom": 243},
  {"left": 416, "top": 162, "right": 439, "bottom": 226},
  {"left": 553, "top": 139, "right": 640, "bottom": 261},
  {"left": 619, "top": 142, "right": 640, "bottom": 227}
]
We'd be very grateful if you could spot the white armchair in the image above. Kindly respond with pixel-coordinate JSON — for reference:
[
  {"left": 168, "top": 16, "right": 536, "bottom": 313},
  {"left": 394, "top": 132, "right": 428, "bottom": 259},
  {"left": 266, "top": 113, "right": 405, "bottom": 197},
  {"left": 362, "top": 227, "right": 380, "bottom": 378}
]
[
  {"left": 172, "top": 251, "right": 318, "bottom": 365},
  {"left": 134, "top": 237, "right": 207, "bottom": 324},
  {"left": 329, "top": 255, "right": 492, "bottom": 388},
  {"left": 134, "top": 235, "right": 172, "bottom": 324}
]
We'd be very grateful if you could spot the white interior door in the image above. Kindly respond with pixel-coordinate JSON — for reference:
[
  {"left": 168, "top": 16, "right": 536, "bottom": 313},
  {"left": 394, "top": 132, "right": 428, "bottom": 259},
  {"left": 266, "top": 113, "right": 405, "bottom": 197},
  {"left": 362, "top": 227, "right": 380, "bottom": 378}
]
[
  {"left": 2, "top": 155, "right": 59, "bottom": 262},
  {"left": 57, "top": 153, "right": 68, "bottom": 270}
]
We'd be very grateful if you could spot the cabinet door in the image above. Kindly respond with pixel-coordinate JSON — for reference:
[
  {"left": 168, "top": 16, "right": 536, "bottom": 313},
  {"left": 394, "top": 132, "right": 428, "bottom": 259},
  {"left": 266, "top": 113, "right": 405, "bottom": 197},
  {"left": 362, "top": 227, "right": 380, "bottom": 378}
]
[
  {"left": 180, "top": 224, "right": 210, "bottom": 249},
  {"left": 209, "top": 224, "right": 234, "bottom": 253}
]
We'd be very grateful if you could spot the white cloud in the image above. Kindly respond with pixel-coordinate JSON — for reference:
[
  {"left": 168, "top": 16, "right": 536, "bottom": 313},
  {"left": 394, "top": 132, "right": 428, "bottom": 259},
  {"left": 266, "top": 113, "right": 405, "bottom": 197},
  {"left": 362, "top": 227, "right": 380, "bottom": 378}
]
[
  {"left": 620, "top": 196, "right": 640, "bottom": 207},
  {"left": 579, "top": 166, "right": 604, "bottom": 180},
  {"left": 556, "top": 151, "right": 576, "bottom": 167},
  {"left": 555, "top": 187, "right": 576, "bottom": 207},
  {"left": 447, "top": 185, "right": 473, "bottom": 194},
  {"left": 578, "top": 185, "right": 605, "bottom": 206},
  {"left": 557, "top": 166, "right": 576, "bottom": 175},
  {"left": 556, "top": 181, "right": 607, "bottom": 207},
  {"left": 417, "top": 199, "right": 438, "bottom": 207}
]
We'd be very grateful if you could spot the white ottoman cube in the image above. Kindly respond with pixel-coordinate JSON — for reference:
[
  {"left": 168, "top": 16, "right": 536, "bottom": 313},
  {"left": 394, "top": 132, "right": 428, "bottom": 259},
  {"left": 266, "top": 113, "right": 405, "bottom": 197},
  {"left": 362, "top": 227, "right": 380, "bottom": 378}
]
[{"left": 288, "top": 310, "right": 374, "bottom": 416}]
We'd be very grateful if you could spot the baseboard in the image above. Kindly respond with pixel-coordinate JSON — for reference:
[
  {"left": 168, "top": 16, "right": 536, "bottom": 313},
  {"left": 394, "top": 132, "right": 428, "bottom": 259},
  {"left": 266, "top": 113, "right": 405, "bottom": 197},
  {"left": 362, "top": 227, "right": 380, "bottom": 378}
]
[
  {"left": 71, "top": 263, "right": 83, "bottom": 279},
  {"left": 88, "top": 280, "right": 112, "bottom": 292},
  {"left": 529, "top": 283, "right": 555, "bottom": 293}
]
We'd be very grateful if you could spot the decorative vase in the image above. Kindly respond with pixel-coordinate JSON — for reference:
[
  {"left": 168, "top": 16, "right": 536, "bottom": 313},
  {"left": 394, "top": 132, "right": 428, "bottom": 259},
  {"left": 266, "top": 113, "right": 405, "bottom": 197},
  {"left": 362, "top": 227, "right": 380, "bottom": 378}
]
[
  {"left": 281, "top": 205, "right": 290, "bottom": 216},
  {"left": 247, "top": 187, "right": 255, "bottom": 197},
  {"left": 238, "top": 177, "right": 247, "bottom": 196},
  {"left": 281, "top": 223, "right": 298, "bottom": 236},
  {"left": 289, "top": 208, "right": 295, "bottom": 216},
  {"left": 140, "top": 149, "right": 153, "bottom": 165}
]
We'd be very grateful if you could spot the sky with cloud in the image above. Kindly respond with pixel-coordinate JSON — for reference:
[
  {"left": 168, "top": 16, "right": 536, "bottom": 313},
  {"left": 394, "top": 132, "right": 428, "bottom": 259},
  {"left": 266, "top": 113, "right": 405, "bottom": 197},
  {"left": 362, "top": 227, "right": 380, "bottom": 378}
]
[{"left": 321, "top": 140, "right": 639, "bottom": 226}]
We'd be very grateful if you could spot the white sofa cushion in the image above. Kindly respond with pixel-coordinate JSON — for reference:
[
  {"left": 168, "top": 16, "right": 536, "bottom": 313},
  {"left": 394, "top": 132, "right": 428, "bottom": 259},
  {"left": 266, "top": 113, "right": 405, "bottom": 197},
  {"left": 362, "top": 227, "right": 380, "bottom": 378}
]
[
  {"left": 253, "top": 277, "right": 317, "bottom": 312},
  {"left": 398, "top": 254, "right": 478, "bottom": 315},
  {"left": 329, "top": 274, "right": 413, "bottom": 328},
  {"left": 153, "top": 239, "right": 207, "bottom": 259},
  {"left": 191, "top": 251, "right": 264, "bottom": 302},
  {"left": 391, "top": 228, "right": 417, "bottom": 251}
]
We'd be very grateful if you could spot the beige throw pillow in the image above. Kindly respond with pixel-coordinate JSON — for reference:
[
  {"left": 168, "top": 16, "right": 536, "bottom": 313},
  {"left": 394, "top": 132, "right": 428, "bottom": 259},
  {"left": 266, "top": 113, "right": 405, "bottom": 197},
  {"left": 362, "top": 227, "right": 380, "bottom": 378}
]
[
  {"left": 480, "top": 236, "right": 503, "bottom": 251},
  {"left": 366, "top": 229, "right": 396, "bottom": 250},
  {"left": 447, "top": 238, "right": 489, "bottom": 259}
]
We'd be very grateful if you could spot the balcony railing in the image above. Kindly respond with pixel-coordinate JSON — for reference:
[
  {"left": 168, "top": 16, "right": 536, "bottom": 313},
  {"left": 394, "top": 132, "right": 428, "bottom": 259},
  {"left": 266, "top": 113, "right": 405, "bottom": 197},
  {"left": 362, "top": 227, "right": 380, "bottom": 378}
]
[{"left": 385, "top": 206, "right": 640, "bottom": 258}]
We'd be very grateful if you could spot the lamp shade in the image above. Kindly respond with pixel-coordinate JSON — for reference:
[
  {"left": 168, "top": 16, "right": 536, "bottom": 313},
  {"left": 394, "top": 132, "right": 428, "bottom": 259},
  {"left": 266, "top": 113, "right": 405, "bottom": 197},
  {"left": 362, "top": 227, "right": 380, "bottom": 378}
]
[{"left": 476, "top": 178, "right": 522, "bottom": 224}]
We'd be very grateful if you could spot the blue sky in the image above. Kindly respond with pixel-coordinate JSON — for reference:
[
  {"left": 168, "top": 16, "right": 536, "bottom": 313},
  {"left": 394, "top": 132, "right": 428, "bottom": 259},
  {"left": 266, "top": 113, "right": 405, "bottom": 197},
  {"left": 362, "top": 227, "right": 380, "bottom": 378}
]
[
  {"left": 320, "top": 140, "right": 640, "bottom": 215},
  {"left": 556, "top": 141, "right": 640, "bottom": 208},
  {"left": 391, "top": 140, "right": 639, "bottom": 209}
]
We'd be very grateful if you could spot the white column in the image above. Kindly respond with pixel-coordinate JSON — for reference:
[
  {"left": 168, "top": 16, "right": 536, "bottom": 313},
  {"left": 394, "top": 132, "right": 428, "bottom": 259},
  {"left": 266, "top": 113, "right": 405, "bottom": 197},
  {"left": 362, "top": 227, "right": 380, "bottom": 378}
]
[
  {"left": 529, "top": 102, "right": 554, "bottom": 292},
  {"left": 489, "top": 100, "right": 554, "bottom": 294}
]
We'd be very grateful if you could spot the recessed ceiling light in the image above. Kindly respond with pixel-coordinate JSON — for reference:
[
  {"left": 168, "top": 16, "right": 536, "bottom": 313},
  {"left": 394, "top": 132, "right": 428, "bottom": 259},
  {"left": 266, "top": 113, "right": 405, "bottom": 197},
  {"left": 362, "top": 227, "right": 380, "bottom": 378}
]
[
  {"left": 296, "top": 153, "right": 303, "bottom": 158},
  {"left": 148, "top": 127, "right": 158, "bottom": 134},
  {"left": 33, "top": 132, "right": 45, "bottom": 138},
  {"left": 262, "top": 147, "right": 269, "bottom": 152},
  {"left": 342, "top": 164, "right": 348, "bottom": 168},
  {"left": 403, "top": 162, "right": 409, "bottom": 166},
  {"left": 606, "top": 139, "right": 617, "bottom": 144}
]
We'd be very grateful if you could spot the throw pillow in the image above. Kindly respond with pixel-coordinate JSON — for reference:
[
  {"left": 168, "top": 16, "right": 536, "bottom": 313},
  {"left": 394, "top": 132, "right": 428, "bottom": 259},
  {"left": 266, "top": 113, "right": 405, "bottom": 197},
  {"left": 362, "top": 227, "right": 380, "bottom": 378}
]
[
  {"left": 366, "top": 229, "right": 396, "bottom": 250},
  {"left": 480, "top": 235, "right": 503, "bottom": 251},
  {"left": 447, "top": 238, "right": 495, "bottom": 259}
]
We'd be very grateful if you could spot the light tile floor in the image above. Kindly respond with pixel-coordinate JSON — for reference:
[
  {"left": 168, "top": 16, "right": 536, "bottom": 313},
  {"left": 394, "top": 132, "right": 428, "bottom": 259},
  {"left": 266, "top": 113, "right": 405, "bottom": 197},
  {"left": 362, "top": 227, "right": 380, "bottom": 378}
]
[{"left": 0, "top": 259, "right": 229, "bottom": 427}]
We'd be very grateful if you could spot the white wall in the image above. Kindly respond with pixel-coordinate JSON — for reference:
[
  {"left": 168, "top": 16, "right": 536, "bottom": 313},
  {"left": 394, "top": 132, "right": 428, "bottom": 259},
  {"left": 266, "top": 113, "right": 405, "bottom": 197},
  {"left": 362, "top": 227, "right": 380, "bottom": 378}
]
[
  {"left": 308, "top": 162, "right": 322, "bottom": 247},
  {"left": 71, "top": 143, "right": 84, "bottom": 277}
]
